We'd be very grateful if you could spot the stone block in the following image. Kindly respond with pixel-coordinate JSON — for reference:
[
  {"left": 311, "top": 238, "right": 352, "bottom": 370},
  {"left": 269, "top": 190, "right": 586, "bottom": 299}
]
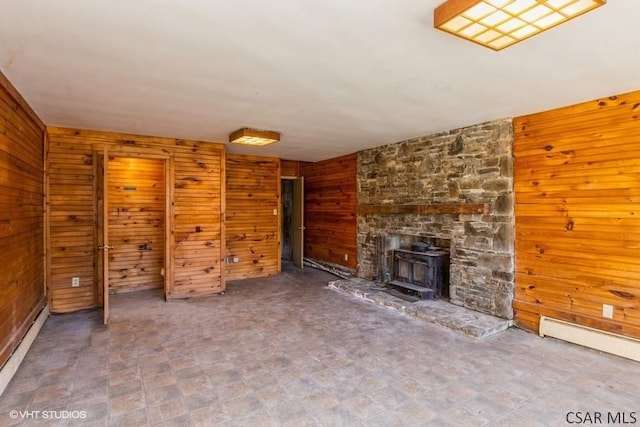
[
  {"left": 448, "top": 135, "right": 464, "bottom": 155},
  {"left": 479, "top": 253, "right": 513, "bottom": 271},
  {"left": 460, "top": 192, "right": 485, "bottom": 204},
  {"left": 463, "top": 235, "right": 492, "bottom": 250},
  {"left": 482, "top": 156, "right": 500, "bottom": 168},
  {"left": 482, "top": 178, "right": 511, "bottom": 192},
  {"left": 491, "top": 270, "right": 514, "bottom": 282},
  {"left": 459, "top": 178, "right": 482, "bottom": 190},
  {"left": 493, "top": 223, "right": 514, "bottom": 252},
  {"left": 464, "top": 296, "right": 492, "bottom": 314},
  {"left": 464, "top": 221, "right": 493, "bottom": 236},
  {"left": 493, "top": 291, "right": 514, "bottom": 319},
  {"left": 478, "top": 166, "right": 500, "bottom": 175},
  {"left": 499, "top": 155, "right": 513, "bottom": 177},
  {"left": 494, "top": 194, "right": 513, "bottom": 215}
]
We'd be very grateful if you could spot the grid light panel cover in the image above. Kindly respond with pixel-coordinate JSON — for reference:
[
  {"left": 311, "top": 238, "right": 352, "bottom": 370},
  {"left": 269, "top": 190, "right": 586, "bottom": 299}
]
[
  {"left": 434, "top": 0, "right": 606, "bottom": 50},
  {"left": 229, "top": 128, "right": 280, "bottom": 146}
]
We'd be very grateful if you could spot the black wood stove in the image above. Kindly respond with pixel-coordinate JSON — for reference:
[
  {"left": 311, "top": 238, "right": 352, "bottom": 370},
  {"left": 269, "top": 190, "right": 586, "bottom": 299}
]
[{"left": 389, "top": 248, "right": 449, "bottom": 300}]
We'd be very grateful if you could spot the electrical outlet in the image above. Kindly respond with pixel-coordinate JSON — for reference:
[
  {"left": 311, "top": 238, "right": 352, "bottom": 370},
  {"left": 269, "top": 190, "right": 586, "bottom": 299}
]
[
  {"left": 273, "top": 208, "right": 278, "bottom": 216},
  {"left": 344, "top": 254, "right": 349, "bottom": 261},
  {"left": 602, "top": 304, "right": 613, "bottom": 319},
  {"left": 71, "top": 277, "right": 80, "bottom": 287}
]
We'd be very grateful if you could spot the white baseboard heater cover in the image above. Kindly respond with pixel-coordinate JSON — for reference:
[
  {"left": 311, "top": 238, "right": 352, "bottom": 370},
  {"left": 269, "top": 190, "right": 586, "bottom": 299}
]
[
  {"left": 0, "top": 304, "right": 50, "bottom": 396},
  {"left": 539, "top": 316, "right": 640, "bottom": 363}
]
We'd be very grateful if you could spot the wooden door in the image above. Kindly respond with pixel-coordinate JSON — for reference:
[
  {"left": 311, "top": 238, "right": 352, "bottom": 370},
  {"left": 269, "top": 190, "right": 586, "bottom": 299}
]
[
  {"left": 102, "top": 148, "right": 110, "bottom": 324},
  {"left": 163, "top": 159, "right": 173, "bottom": 301},
  {"left": 292, "top": 177, "right": 304, "bottom": 268}
]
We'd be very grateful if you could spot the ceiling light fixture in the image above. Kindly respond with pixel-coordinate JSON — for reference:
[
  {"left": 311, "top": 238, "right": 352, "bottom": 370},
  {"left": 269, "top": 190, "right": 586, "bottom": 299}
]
[
  {"left": 229, "top": 128, "right": 280, "bottom": 146},
  {"left": 434, "top": 0, "right": 606, "bottom": 51}
]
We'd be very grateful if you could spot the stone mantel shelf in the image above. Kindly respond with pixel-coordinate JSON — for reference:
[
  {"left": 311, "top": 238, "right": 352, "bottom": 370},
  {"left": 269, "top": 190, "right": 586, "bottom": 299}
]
[{"left": 357, "top": 203, "right": 491, "bottom": 215}]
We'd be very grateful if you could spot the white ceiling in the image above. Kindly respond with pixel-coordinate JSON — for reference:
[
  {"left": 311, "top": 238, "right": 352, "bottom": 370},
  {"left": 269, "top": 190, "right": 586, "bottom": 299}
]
[{"left": 1, "top": 1, "right": 638, "bottom": 162}]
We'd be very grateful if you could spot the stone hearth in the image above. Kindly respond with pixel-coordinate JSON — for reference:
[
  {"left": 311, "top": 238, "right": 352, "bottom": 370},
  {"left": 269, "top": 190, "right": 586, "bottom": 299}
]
[{"left": 329, "top": 278, "right": 511, "bottom": 338}]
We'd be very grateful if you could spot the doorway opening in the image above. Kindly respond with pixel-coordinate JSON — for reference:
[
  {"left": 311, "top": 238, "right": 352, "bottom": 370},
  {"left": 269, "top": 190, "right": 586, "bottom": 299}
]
[
  {"left": 281, "top": 179, "right": 293, "bottom": 262},
  {"left": 107, "top": 157, "right": 165, "bottom": 294},
  {"left": 98, "top": 151, "right": 172, "bottom": 324},
  {"left": 280, "top": 177, "right": 304, "bottom": 268}
]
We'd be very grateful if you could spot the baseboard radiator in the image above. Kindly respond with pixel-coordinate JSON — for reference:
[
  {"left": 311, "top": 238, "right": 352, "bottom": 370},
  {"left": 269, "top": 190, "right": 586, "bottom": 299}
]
[
  {"left": 0, "top": 304, "right": 50, "bottom": 396},
  {"left": 539, "top": 316, "right": 640, "bottom": 363}
]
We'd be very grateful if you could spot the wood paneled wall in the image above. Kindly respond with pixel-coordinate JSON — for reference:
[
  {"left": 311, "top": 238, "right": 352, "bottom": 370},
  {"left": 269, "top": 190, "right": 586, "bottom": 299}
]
[
  {"left": 281, "top": 159, "right": 301, "bottom": 177},
  {"left": 107, "top": 157, "right": 164, "bottom": 293},
  {"left": 300, "top": 153, "right": 357, "bottom": 270},
  {"left": 0, "top": 72, "right": 46, "bottom": 367},
  {"left": 225, "top": 154, "right": 280, "bottom": 280},
  {"left": 47, "top": 127, "right": 225, "bottom": 312},
  {"left": 513, "top": 89, "right": 640, "bottom": 338},
  {"left": 47, "top": 136, "right": 97, "bottom": 310}
]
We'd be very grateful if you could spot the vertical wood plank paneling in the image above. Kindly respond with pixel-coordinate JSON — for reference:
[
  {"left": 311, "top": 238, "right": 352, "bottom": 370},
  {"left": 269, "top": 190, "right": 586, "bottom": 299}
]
[
  {"left": 300, "top": 154, "right": 357, "bottom": 269},
  {"left": 107, "top": 157, "right": 164, "bottom": 293},
  {"left": 0, "top": 71, "right": 46, "bottom": 367},
  {"left": 513, "top": 90, "right": 640, "bottom": 338},
  {"left": 225, "top": 154, "right": 280, "bottom": 280},
  {"left": 46, "top": 127, "right": 225, "bottom": 311}
]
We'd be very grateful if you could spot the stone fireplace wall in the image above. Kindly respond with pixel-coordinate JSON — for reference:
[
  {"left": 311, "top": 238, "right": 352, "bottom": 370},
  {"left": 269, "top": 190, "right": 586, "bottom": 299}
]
[{"left": 357, "top": 119, "right": 515, "bottom": 319}]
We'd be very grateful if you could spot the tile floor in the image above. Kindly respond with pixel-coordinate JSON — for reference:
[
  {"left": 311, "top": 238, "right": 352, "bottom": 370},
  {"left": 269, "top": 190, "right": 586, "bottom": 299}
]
[{"left": 1, "top": 264, "right": 639, "bottom": 426}]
